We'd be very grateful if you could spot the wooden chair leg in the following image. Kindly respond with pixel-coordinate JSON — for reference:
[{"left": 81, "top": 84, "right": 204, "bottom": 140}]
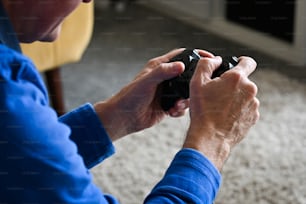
[{"left": 45, "top": 68, "right": 65, "bottom": 116}]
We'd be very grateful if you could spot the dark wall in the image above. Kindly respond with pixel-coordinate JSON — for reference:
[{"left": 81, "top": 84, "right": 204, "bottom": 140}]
[{"left": 226, "top": 0, "right": 296, "bottom": 43}]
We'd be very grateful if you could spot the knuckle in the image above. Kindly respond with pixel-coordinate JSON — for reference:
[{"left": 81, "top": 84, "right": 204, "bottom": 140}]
[
  {"left": 244, "top": 81, "right": 258, "bottom": 97},
  {"left": 227, "top": 71, "right": 258, "bottom": 96},
  {"left": 254, "top": 97, "right": 260, "bottom": 108},
  {"left": 197, "top": 57, "right": 216, "bottom": 75},
  {"left": 202, "top": 57, "right": 215, "bottom": 69},
  {"left": 225, "top": 71, "right": 243, "bottom": 83}
]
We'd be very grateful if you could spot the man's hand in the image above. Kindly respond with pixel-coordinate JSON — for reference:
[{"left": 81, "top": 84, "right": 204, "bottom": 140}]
[
  {"left": 183, "top": 56, "right": 260, "bottom": 171},
  {"left": 94, "top": 49, "right": 215, "bottom": 141}
]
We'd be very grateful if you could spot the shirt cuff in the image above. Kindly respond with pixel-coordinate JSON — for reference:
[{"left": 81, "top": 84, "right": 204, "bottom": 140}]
[
  {"left": 59, "top": 103, "right": 115, "bottom": 169},
  {"left": 145, "top": 148, "right": 222, "bottom": 204}
]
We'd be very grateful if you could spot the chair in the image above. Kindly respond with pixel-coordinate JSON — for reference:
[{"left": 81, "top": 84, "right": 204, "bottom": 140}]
[{"left": 20, "top": 2, "right": 94, "bottom": 116}]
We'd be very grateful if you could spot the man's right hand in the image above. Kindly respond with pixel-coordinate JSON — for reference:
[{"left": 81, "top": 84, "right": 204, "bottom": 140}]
[{"left": 183, "top": 56, "right": 260, "bottom": 171}]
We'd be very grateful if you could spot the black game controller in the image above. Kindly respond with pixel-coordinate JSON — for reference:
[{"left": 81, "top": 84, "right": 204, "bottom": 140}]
[{"left": 160, "top": 49, "right": 239, "bottom": 111}]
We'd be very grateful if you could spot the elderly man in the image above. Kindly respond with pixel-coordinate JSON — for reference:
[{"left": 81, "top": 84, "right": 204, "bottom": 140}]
[{"left": 0, "top": 0, "right": 259, "bottom": 203}]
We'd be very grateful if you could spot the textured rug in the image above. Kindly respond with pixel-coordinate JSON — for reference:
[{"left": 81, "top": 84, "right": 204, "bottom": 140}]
[{"left": 61, "top": 3, "right": 306, "bottom": 204}]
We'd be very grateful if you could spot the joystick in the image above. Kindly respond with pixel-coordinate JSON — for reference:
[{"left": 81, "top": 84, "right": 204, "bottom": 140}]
[{"left": 160, "top": 49, "right": 239, "bottom": 111}]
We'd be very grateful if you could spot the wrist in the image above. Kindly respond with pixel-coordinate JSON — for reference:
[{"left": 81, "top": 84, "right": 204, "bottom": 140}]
[
  {"left": 94, "top": 100, "right": 128, "bottom": 141},
  {"left": 183, "top": 128, "right": 231, "bottom": 171}
]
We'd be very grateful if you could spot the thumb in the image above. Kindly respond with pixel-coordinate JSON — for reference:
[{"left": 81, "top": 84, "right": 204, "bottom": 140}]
[
  {"left": 150, "top": 61, "right": 185, "bottom": 84},
  {"left": 192, "top": 56, "right": 222, "bottom": 83}
]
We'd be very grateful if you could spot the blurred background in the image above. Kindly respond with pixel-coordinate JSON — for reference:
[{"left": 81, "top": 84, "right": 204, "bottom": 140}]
[{"left": 59, "top": 1, "right": 306, "bottom": 204}]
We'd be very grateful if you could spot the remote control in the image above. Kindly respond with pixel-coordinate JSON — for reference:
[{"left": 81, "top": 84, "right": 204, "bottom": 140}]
[{"left": 160, "top": 49, "right": 239, "bottom": 111}]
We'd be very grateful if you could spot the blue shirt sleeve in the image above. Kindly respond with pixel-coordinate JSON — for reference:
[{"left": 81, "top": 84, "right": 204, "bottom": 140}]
[
  {"left": 59, "top": 103, "right": 115, "bottom": 169},
  {"left": 145, "top": 148, "right": 222, "bottom": 204}
]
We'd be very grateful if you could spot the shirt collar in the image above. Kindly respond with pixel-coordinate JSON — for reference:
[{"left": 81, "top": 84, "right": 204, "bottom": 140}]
[{"left": 0, "top": 2, "right": 21, "bottom": 53}]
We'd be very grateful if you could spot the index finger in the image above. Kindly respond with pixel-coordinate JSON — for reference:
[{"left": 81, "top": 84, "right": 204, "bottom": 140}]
[
  {"left": 232, "top": 56, "right": 257, "bottom": 77},
  {"left": 153, "top": 48, "right": 186, "bottom": 64}
]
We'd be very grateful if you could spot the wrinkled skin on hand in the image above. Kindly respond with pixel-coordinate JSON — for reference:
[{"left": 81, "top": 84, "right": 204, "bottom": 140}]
[{"left": 184, "top": 56, "right": 260, "bottom": 170}]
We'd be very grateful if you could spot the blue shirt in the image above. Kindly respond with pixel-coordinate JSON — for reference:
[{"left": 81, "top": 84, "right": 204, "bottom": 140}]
[{"left": 0, "top": 3, "right": 221, "bottom": 203}]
